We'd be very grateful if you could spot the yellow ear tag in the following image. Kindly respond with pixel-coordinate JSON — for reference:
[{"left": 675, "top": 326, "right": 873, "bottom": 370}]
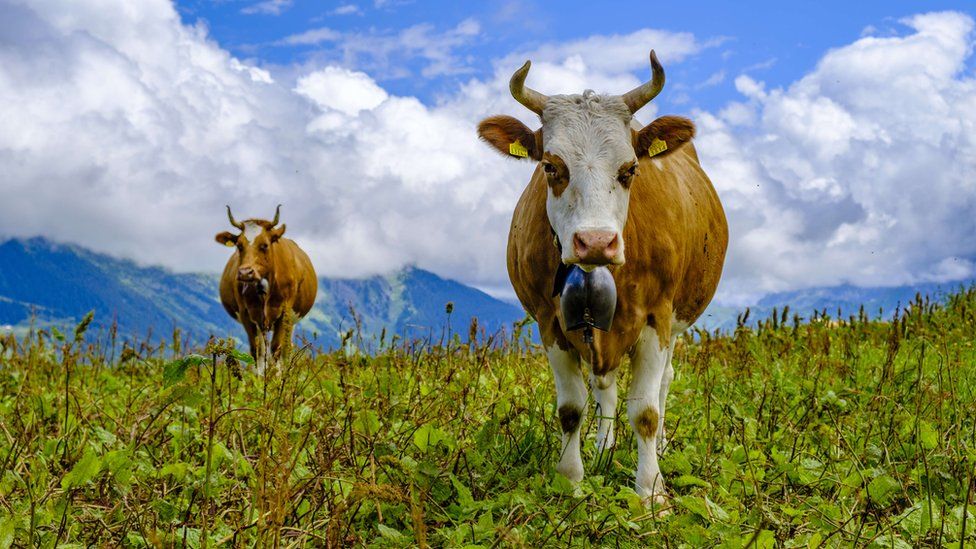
[
  {"left": 224, "top": 241, "right": 235, "bottom": 247},
  {"left": 648, "top": 138, "right": 668, "bottom": 157},
  {"left": 509, "top": 140, "right": 529, "bottom": 158}
]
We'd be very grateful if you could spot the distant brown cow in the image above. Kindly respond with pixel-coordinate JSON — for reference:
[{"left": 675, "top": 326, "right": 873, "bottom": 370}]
[
  {"left": 215, "top": 205, "right": 317, "bottom": 372},
  {"left": 477, "top": 50, "right": 728, "bottom": 510}
]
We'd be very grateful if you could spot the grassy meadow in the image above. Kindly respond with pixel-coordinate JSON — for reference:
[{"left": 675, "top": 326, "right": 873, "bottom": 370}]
[{"left": 0, "top": 288, "right": 975, "bottom": 547}]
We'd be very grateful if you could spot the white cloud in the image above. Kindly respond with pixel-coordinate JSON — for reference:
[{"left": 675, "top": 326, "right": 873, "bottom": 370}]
[
  {"left": 277, "top": 18, "right": 482, "bottom": 78},
  {"left": 276, "top": 27, "right": 341, "bottom": 46},
  {"left": 0, "top": 1, "right": 973, "bottom": 305},
  {"left": 701, "top": 11, "right": 976, "bottom": 302},
  {"left": 330, "top": 4, "right": 361, "bottom": 16},
  {"left": 294, "top": 66, "right": 388, "bottom": 115},
  {"left": 242, "top": 0, "right": 292, "bottom": 16}
]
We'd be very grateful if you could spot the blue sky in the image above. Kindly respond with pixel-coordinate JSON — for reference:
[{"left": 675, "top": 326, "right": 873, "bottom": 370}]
[
  {"left": 2, "top": 0, "right": 975, "bottom": 303},
  {"left": 174, "top": 0, "right": 976, "bottom": 112}
]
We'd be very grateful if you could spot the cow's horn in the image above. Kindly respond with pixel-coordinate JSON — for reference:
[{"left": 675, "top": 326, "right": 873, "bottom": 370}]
[
  {"left": 270, "top": 204, "right": 281, "bottom": 227},
  {"left": 510, "top": 60, "right": 548, "bottom": 116},
  {"left": 226, "top": 205, "right": 244, "bottom": 230},
  {"left": 621, "top": 50, "right": 666, "bottom": 114}
]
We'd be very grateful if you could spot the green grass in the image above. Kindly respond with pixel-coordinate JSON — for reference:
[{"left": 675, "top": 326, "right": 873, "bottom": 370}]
[{"left": 1, "top": 289, "right": 975, "bottom": 547}]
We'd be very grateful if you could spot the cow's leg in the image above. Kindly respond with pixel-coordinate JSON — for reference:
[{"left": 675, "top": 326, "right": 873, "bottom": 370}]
[
  {"left": 269, "top": 314, "right": 291, "bottom": 371},
  {"left": 657, "top": 341, "right": 675, "bottom": 455},
  {"left": 248, "top": 322, "right": 268, "bottom": 374},
  {"left": 628, "top": 326, "right": 672, "bottom": 509},
  {"left": 548, "top": 345, "right": 586, "bottom": 483},
  {"left": 240, "top": 318, "right": 265, "bottom": 373},
  {"left": 590, "top": 371, "right": 617, "bottom": 453}
]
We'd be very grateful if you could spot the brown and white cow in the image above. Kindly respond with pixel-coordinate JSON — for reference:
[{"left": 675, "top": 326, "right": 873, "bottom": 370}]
[
  {"left": 215, "top": 205, "right": 317, "bottom": 372},
  {"left": 477, "top": 50, "right": 728, "bottom": 508}
]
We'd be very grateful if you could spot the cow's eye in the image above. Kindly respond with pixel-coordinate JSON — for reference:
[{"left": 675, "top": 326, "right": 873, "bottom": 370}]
[
  {"left": 543, "top": 162, "right": 558, "bottom": 176},
  {"left": 618, "top": 164, "right": 638, "bottom": 186},
  {"left": 259, "top": 243, "right": 269, "bottom": 252}
]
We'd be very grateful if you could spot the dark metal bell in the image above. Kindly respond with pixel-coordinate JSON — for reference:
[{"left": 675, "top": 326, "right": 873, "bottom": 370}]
[{"left": 560, "top": 265, "right": 617, "bottom": 333}]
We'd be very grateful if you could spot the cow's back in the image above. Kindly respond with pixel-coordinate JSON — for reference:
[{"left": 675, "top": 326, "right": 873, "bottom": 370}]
[
  {"left": 279, "top": 238, "right": 317, "bottom": 317},
  {"left": 507, "top": 142, "right": 727, "bottom": 369}
]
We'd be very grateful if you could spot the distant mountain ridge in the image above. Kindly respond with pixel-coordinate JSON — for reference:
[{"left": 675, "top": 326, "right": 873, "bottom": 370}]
[
  {"left": 698, "top": 279, "right": 975, "bottom": 333},
  {"left": 0, "top": 238, "right": 524, "bottom": 349},
  {"left": 1, "top": 237, "right": 971, "bottom": 346}
]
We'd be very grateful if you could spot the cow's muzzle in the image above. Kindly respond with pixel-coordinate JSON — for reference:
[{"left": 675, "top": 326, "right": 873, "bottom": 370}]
[
  {"left": 572, "top": 230, "right": 621, "bottom": 266},
  {"left": 237, "top": 266, "right": 259, "bottom": 282}
]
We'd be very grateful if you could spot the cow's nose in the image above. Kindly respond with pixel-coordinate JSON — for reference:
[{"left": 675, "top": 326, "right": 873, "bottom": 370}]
[
  {"left": 238, "top": 266, "right": 256, "bottom": 281},
  {"left": 572, "top": 231, "right": 619, "bottom": 265}
]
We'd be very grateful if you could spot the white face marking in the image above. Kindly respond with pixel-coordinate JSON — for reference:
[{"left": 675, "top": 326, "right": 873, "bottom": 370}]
[
  {"left": 243, "top": 222, "right": 262, "bottom": 241},
  {"left": 542, "top": 92, "right": 636, "bottom": 265}
]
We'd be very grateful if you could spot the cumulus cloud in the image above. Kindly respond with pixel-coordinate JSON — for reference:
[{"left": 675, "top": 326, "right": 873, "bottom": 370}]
[
  {"left": 0, "top": 0, "right": 973, "bottom": 304},
  {"left": 698, "top": 11, "right": 976, "bottom": 302}
]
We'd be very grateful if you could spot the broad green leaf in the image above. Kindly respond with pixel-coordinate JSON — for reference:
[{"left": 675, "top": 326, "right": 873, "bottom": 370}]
[
  {"left": 376, "top": 523, "right": 408, "bottom": 541},
  {"left": 867, "top": 474, "right": 901, "bottom": 506},
  {"left": 918, "top": 420, "right": 939, "bottom": 450},
  {"left": 229, "top": 348, "right": 254, "bottom": 365},
  {"left": 672, "top": 474, "right": 711, "bottom": 489},
  {"left": 163, "top": 354, "right": 207, "bottom": 386},
  {"left": 353, "top": 410, "right": 380, "bottom": 436},
  {"left": 0, "top": 513, "right": 14, "bottom": 549},
  {"left": 451, "top": 475, "right": 475, "bottom": 508},
  {"left": 61, "top": 449, "right": 102, "bottom": 489}
]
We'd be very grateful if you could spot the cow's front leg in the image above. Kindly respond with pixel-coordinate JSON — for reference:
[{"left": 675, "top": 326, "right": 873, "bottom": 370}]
[
  {"left": 242, "top": 319, "right": 267, "bottom": 374},
  {"left": 268, "top": 312, "right": 293, "bottom": 372},
  {"left": 590, "top": 371, "right": 617, "bottom": 453},
  {"left": 628, "top": 326, "right": 672, "bottom": 509},
  {"left": 253, "top": 328, "right": 268, "bottom": 374},
  {"left": 548, "top": 346, "right": 586, "bottom": 483}
]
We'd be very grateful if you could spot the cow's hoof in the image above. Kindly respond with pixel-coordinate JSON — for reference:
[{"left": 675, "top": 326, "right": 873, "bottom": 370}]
[
  {"left": 556, "top": 461, "right": 584, "bottom": 484},
  {"left": 643, "top": 493, "right": 671, "bottom": 516},
  {"left": 596, "top": 432, "right": 616, "bottom": 453}
]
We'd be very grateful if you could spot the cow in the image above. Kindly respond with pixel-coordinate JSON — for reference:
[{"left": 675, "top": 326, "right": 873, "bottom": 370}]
[
  {"left": 215, "top": 205, "right": 318, "bottom": 372},
  {"left": 477, "top": 50, "right": 728, "bottom": 509}
]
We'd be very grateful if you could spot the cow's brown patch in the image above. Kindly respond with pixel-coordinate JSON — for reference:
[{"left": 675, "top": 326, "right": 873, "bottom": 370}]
[
  {"left": 633, "top": 116, "right": 696, "bottom": 159},
  {"left": 634, "top": 407, "right": 659, "bottom": 439},
  {"left": 558, "top": 405, "right": 582, "bottom": 433},
  {"left": 541, "top": 152, "right": 569, "bottom": 197},
  {"left": 477, "top": 115, "right": 543, "bottom": 161}
]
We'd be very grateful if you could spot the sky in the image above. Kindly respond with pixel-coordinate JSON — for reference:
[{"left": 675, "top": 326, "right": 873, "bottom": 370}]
[{"left": 1, "top": 0, "right": 975, "bottom": 304}]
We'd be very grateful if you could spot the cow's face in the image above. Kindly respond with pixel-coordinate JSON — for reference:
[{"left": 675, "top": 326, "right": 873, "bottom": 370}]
[
  {"left": 539, "top": 94, "right": 635, "bottom": 267},
  {"left": 478, "top": 51, "right": 695, "bottom": 269},
  {"left": 215, "top": 206, "right": 286, "bottom": 284}
]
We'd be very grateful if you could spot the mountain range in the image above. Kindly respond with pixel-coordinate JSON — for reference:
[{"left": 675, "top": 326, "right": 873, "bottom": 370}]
[
  {"left": 0, "top": 238, "right": 523, "bottom": 349},
  {"left": 1, "top": 237, "right": 971, "bottom": 348}
]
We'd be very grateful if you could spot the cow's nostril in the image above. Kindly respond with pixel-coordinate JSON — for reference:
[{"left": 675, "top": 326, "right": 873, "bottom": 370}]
[
  {"left": 573, "top": 233, "right": 588, "bottom": 255},
  {"left": 573, "top": 231, "right": 619, "bottom": 264}
]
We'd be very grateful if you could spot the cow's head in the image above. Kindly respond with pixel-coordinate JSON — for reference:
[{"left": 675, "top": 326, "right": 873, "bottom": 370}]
[
  {"left": 478, "top": 50, "right": 694, "bottom": 268},
  {"left": 215, "top": 205, "right": 286, "bottom": 284}
]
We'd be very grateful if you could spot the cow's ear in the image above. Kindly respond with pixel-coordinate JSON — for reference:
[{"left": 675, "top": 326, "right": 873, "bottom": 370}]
[
  {"left": 477, "top": 115, "right": 543, "bottom": 161},
  {"left": 269, "top": 224, "right": 286, "bottom": 242},
  {"left": 634, "top": 116, "right": 695, "bottom": 159},
  {"left": 215, "top": 232, "right": 238, "bottom": 247}
]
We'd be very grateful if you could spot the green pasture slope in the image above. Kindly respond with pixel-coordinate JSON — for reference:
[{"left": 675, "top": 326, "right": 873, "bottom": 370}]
[{"left": 0, "top": 289, "right": 974, "bottom": 547}]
